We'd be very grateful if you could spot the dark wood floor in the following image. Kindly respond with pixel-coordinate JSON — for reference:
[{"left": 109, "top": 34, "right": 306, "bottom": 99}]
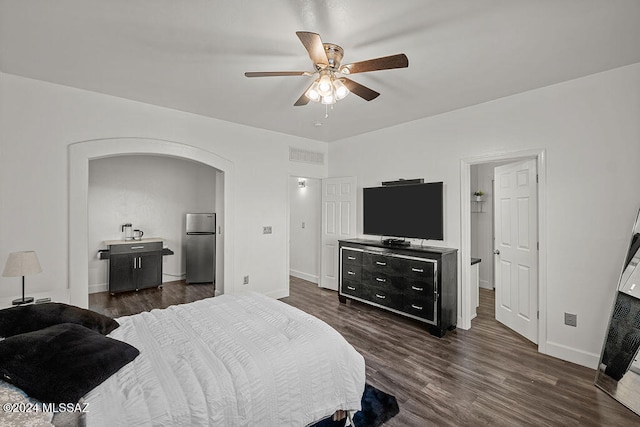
[
  {"left": 89, "top": 280, "right": 214, "bottom": 317},
  {"left": 282, "top": 277, "right": 639, "bottom": 427},
  {"left": 89, "top": 278, "right": 638, "bottom": 426}
]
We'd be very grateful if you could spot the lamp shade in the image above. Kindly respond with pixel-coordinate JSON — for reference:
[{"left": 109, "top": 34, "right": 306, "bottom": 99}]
[{"left": 2, "top": 251, "right": 42, "bottom": 277}]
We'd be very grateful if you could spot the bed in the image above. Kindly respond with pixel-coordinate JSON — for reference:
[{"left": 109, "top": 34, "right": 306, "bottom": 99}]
[{"left": 0, "top": 292, "right": 366, "bottom": 426}]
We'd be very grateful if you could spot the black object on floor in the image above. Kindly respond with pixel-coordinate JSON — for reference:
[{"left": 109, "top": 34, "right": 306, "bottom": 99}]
[{"left": 311, "top": 383, "right": 400, "bottom": 427}]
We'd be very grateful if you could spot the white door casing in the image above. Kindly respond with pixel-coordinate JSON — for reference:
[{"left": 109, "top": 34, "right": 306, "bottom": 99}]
[
  {"left": 494, "top": 159, "right": 539, "bottom": 343},
  {"left": 320, "top": 177, "right": 357, "bottom": 290}
]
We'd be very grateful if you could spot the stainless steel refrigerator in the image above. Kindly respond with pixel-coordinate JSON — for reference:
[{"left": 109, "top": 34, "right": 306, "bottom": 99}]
[{"left": 185, "top": 213, "right": 216, "bottom": 284}]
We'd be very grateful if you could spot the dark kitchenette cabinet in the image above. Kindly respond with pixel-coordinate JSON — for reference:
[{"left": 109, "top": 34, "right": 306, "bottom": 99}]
[{"left": 107, "top": 241, "right": 163, "bottom": 294}]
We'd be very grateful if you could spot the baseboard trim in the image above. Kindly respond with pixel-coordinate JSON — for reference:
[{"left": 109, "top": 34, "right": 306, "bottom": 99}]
[
  {"left": 266, "top": 288, "right": 289, "bottom": 299},
  {"left": 88, "top": 283, "right": 108, "bottom": 294},
  {"left": 545, "top": 340, "right": 600, "bottom": 369},
  {"left": 479, "top": 279, "right": 493, "bottom": 290},
  {"left": 163, "top": 273, "right": 185, "bottom": 283},
  {"left": 289, "top": 269, "right": 319, "bottom": 284}
]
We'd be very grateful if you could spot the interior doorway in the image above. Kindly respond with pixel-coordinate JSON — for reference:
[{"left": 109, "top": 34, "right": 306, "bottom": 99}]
[
  {"left": 69, "top": 138, "right": 234, "bottom": 309},
  {"left": 87, "top": 154, "right": 222, "bottom": 295},
  {"left": 460, "top": 149, "right": 547, "bottom": 353},
  {"left": 470, "top": 159, "right": 539, "bottom": 343},
  {"left": 470, "top": 161, "right": 512, "bottom": 308},
  {"left": 288, "top": 176, "right": 321, "bottom": 285}
]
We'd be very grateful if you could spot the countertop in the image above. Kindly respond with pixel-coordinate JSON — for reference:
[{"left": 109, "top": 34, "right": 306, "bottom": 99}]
[{"left": 104, "top": 237, "right": 164, "bottom": 246}]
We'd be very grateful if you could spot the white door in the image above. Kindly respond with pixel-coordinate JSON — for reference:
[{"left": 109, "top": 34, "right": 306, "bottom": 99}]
[
  {"left": 320, "top": 177, "right": 357, "bottom": 290},
  {"left": 494, "top": 159, "right": 538, "bottom": 343}
]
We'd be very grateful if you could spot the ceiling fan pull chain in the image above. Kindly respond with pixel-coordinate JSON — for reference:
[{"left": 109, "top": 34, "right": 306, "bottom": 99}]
[{"left": 325, "top": 104, "right": 329, "bottom": 119}]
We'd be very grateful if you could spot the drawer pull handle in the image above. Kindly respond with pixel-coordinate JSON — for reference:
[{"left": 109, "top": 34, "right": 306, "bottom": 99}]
[
  {"left": 131, "top": 246, "right": 144, "bottom": 249},
  {"left": 347, "top": 271, "right": 356, "bottom": 275},
  {"left": 347, "top": 286, "right": 356, "bottom": 291},
  {"left": 376, "top": 261, "right": 386, "bottom": 266},
  {"left": 411, "top": 286, "right": 424, "bottom": 291},
  {"left": 375, "top": 294, "right": 386, "bottom": 299},
  {"left": 411, "top": 304, "right": 423, "bottom": 310},
  {"left": 411, "top": 268, "right": 424, "bottom": 273},
  {"left": 347, "top": 256, "right": 356, "bottom": 260},
  {"left": 376, "top": 278, "right": 386, "bottom": 282}
]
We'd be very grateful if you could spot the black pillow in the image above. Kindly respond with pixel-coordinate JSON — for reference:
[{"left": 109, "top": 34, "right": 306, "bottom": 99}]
[
  {"left": 0, "top": 302, "right": 119, "bottom": 337},
  {"left": 0, "top": 323, "right": 139, "bottom": 403}
]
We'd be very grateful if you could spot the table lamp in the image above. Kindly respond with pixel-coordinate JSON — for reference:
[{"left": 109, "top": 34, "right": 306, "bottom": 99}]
[{"left": 2, "top": 251, "right": 42, "bottom": 305}]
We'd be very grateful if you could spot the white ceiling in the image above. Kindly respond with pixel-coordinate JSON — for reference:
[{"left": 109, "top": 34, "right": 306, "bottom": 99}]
[{"left": 1, "top": 1, "right": 639, "bottom": 142}]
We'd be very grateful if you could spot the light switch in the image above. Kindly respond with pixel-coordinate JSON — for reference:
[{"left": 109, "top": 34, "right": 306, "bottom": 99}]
[
  {"left": 263, "top": 226, "right": 272, "bottom": 234},
  {"left": 302, "top": 222, "right": 306, "bottom": 229}
]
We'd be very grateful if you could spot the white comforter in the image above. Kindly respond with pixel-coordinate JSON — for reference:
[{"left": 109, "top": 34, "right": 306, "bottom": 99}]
[{"left": 84, "top": 292, "right": 365, "bottom": 426}]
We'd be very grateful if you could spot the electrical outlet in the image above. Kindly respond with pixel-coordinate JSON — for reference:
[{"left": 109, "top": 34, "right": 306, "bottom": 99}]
[
  {"left": 243, "top": 275, "right": 249, "bottom": 285},
  {"left": 564, "top": 312, "right": 577, "bottom": 327},
  {"left": 302, "top": 222, "right": 305, "bottom": 229},
  {"left": 263, "top": 226, "right": 272, "bottom": 234}
]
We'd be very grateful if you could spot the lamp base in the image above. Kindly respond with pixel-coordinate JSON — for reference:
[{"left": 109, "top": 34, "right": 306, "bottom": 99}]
[{"left": 12, "top": 296, "right": 34, "bottom": 305}]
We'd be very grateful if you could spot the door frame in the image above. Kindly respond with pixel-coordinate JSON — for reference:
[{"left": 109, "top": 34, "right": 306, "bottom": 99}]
[
  {"left": 460, "top": 148, "right": 547, "bottom": 353},
  {"left": 285, "top": 173, "right": 326, "bottom": 293},
  {"left": 286, "top": 175, "right": 322, "bottom": 286}
]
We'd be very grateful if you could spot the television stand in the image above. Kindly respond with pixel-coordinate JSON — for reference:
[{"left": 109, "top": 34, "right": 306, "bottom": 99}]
[
  {"left": 338, "top": 239, "right": 458, "bottom": 337},
  {"left": 382, "top": 238, "right": 410, "bottom": 247}
]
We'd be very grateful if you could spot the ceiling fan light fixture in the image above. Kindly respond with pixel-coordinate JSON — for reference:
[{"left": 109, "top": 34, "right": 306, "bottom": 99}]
[
  {"left": 317, "top": 73, "right": 333, "bottom": 96},
  {"left": 305, "top": 81, "right": 321, "bottom": 102},
  {"left": 333, "top": 79, "right": 349, "bottom": 100},
  {"left": 321, "top": 93, "right": 335, "bottom": 105}
]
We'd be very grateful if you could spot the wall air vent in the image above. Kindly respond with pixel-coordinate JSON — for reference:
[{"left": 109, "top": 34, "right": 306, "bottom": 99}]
[{"left": 289, "top": 147, "right": 325, "bottom": 165}]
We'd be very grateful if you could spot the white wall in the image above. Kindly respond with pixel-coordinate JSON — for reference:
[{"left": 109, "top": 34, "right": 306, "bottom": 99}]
[
  {"left": 0, "top": 72, "right": 328, "bottom": 305},
  {"left": 289, "top": 177, "right": 321, "bottom": 283},
  {"left": 88, "top": 155, "right": 218, "bottom": 293},
  {"left": 329, "top": 63, "right": 640, "bottom": 367}
]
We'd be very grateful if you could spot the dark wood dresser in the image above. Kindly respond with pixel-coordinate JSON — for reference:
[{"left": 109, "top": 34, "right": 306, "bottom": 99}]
[{"left": 338, "top": 239, "right": 458, "bottom": 337}]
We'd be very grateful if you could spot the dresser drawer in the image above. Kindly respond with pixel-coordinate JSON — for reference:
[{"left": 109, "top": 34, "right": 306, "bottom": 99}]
[
  {"left": 404, "top": 279, "right": 435, "bottom": 299},
  {"left": 362, "top": 271, "right": 405, "bottom": 293},
  {"left": 403, "top": 259, "right": 435, "bottom": 281},
  {"left": 109, "top": 241, "right": 162, "bottom": 254},
  {"left": 342, "top": 282, "right": 365, "bottom": 298},
  {"left": 341, "top": 248, "right": 363, "bottom": 266},
  {"left": 363, "top": 252, "right": 392, "bottom": 273},
  {"left": 403, "top": 299, "right": 435, "bottom": 322},
  {"left": 342, "top": 265, "right": 362, "bottom": 283},
  {"left": 365, "top": 287, "right": 403, "bottom": 310}
]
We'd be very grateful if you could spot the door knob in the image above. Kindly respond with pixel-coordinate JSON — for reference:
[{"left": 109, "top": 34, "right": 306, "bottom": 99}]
[{"left": 493, "top": 249, "right": 500, "bottom": 255}]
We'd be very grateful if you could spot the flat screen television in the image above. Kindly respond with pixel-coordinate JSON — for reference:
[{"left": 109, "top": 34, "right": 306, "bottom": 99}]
[{"left": 363, "top": 182, "right": 443, "bottom": 240}]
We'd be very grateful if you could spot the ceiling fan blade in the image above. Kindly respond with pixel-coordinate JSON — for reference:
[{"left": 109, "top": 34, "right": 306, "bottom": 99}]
[
  {"left": 244, "top": 71, "right": 309, "bottom": 77},
  {"left": 340, "top": 78, "right": 380, "bottom": 101},
  {"left": 296, "top": 31, "right": 329, "bottom": 67},
  {"left": 294, "top": 92, "right": 311, "bottom": 106},
  {"left": 340, "top": 53, "right": 408, "bottom": 74},
  {"left": 294, "top": 81, "right": 316, "bottom": 106}
]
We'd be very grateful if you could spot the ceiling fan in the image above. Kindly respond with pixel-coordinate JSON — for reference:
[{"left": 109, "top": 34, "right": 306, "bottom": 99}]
[{"left": 244, "top": 31, "right": 409, "bottom": 106}]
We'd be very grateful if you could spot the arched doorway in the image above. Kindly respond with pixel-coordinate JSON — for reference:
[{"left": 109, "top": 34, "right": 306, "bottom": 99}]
[{"left": 69, "top": 138, "right": 235, "bottom": 308}]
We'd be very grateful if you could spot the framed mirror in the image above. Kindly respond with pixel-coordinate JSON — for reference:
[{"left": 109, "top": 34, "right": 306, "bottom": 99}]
[{"left": 595, "top": 209, "right": 640, "bottom": 415}]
